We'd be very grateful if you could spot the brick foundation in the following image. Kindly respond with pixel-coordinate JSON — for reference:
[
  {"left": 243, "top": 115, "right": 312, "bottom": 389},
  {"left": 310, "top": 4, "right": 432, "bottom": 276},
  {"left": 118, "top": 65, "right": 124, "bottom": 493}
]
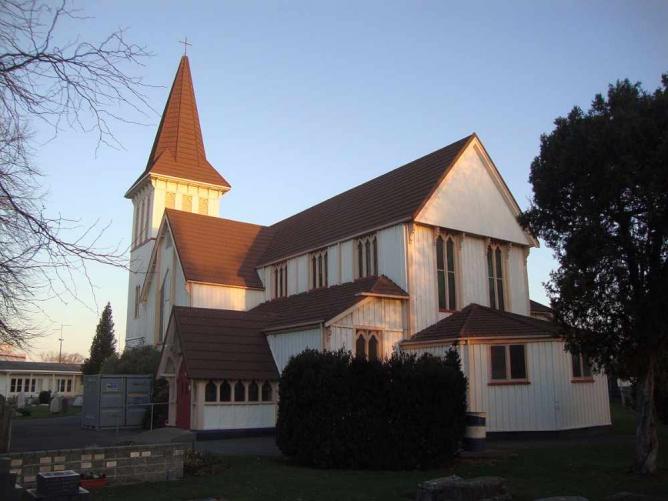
[{"left": 4, "top": 443, "right": 186, "bottom": 489}]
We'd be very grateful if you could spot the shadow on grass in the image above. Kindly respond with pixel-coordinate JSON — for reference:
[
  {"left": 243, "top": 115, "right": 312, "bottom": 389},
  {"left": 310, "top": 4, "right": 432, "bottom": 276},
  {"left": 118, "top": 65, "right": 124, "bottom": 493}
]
[{"left": 95, "top": 402, "right": 667, "bottom": 501}]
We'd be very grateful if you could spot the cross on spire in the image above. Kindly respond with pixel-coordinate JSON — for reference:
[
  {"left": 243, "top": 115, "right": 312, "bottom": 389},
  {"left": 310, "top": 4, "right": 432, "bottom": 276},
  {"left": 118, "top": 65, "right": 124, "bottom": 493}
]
[{"left": 178, "top": 37, "right": 192, "bottom": 55}]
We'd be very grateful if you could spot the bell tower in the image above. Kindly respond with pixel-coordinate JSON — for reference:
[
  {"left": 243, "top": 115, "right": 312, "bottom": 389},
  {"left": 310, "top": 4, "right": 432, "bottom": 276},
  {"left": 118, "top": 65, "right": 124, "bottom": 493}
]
[{"left": 124, "top": 56, "right": 230, "bottom": 347}]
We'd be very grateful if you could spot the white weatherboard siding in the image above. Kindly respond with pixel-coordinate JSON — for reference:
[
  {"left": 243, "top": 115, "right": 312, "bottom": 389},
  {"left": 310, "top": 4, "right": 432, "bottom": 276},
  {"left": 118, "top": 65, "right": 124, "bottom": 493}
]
[
  {"left": 296, "top": 254, "right": 309, "bottom": 293},
  {"left": 416, "top": 144, "right": 531, "bottom": 246},
  {"left": 460, "top": 236, "right": 489, "bottom": 308},
  {"left": 409, "top": 224, "right": 439, "bottom": 333},
  {"left": 328, "top": 297, "right": 406, "bottom": 358},
  {"left": 202, "top": 404, "right": 276, "bottom": 430},
  {"left": 340, "top": 240, "right": 354, "bottom": 283},
  {"left": 327, "top": 244, "right": 339, "bottom": 287},
  {"left": 267, "top": 328, "right": 322, "bottom": 373},
  {"left": 125, "top": 242, "right": 152, "bottom": 346},
  {"left": 507, "top": 246, "right": 530, "bottom": 316},
  {"left": 409, "top": 227, "right": 531, "bottom": 324},
  {"left": 190, "top": 284, "right": 264, "bottom": 310},
  {"left": 377, "top": 224, "right": 407, "bottom": 290},
  {"left": 403, "top": 340, "right": 610, "bottom": 432}
]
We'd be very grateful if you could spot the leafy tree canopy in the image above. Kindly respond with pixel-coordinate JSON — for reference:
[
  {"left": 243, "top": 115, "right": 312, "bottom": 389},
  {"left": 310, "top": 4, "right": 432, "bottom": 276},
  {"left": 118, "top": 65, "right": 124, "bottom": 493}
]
[
  {"left": 520, "top": 74, "right": 668, "bottom": 474},
  {"left": 100, "top": 345, "right": 161, "bottom": 375}
]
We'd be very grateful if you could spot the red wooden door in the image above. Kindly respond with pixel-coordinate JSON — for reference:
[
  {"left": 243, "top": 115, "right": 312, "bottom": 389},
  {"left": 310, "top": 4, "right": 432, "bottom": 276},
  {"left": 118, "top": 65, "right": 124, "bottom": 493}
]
[{"left": 175, "top": 362, "right": 191, "bottom": 429}]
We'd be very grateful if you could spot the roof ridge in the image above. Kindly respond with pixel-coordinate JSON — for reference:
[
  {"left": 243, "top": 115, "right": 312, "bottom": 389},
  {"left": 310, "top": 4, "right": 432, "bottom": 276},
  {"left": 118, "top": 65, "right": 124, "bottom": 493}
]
[
  {"left": 266, "top": 134, "right": 474, "bottom": 231},
  {"left": 258, "top": 134, "right": 474, "bottom": 264}
]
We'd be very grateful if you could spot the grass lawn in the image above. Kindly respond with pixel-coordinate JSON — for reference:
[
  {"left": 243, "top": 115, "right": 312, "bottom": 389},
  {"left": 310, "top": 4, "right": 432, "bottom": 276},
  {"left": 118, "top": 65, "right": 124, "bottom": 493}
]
[
  {"left": 16, "top": 404, "right": 81, "bottom": 419},
  {"left": 96, "top": 403, "right": 668, "bottom": 501}
]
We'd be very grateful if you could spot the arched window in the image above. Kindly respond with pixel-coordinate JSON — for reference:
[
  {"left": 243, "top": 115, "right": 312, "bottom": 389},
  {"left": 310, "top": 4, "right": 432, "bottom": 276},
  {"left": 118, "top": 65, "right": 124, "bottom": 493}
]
[
  {"left": 309, "top": 249, "right": 328, "bottom": 289},
  {"left": 368, "top": 335, "right": 379, "bottom": 361},
  {"left": 261, "top": 381, "right": 273, "bottom": 402},
  {"left": 487, "top": 244, "right": 505, "bottom": 311},
  {"left": 248, "top": 381, "right": 259, "bottom": 402},
  {"left": 355, "top": 330, "right": 382, "bottom": 360},
  {"left": 355, "top": 334, "right": 366, "bottom": 358},
  {"left": 356, "top": 234, "right": 378, "bottom": 278},
  {"left": 234, "top": 381, "right": 246, "bottom": 402},
  {"left": 436, "top": 234, "right": 457, "bottom": 311},
  {"left": 205, "top": 381, "right": 217, "bottom": 402},
  {"left": 219, "top": 380, "right": 231, "bottom": 402},
  {"left": 272, "top": 261, "right": 288, "bottom": 298}
]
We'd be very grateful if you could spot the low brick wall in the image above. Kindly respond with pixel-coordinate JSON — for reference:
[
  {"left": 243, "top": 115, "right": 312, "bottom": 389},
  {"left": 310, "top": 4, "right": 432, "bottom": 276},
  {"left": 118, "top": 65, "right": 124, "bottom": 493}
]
[{"left": 4, "top": 442, "right": 187, "bottom": 488}]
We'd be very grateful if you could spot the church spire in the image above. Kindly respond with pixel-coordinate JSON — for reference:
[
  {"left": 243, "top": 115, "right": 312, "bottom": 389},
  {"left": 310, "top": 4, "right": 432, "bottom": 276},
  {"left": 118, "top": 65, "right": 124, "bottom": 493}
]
[{"left": 126, "top": 55, "right": 230, "bottom": 197}]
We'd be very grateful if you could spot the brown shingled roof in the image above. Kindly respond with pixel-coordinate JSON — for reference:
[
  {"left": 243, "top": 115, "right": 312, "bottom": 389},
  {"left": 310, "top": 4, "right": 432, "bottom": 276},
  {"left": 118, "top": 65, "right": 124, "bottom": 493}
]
[
  {"left": 126, "top": 56, "right": 229, "bottom": 196},
  {"left": 259, "top": 134, "right": 474, "bottom": 264},
  {"left": 166, "top": 209, "right": 273, "bottom": 289},
  {"left": 404, "top": 303, "right": 561, "bottom": 344},
  {"left": 530, "top": 299, "right": 553, "bottom": 314},
  {"left": 252, "top": 275, "right": 408, "bottom": 331},
  {"left": 172, "top": 306, "right": 278, "bottom": 380},
  {"left": 171, "top": 276, "right": 406, "bottom": 379}
]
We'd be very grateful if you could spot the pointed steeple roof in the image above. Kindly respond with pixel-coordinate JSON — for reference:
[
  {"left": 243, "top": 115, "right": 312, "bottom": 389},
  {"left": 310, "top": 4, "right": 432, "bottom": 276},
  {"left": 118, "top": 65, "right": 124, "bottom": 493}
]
[{"left": 126, "top": 56, "right": 230, "bottom": 196}]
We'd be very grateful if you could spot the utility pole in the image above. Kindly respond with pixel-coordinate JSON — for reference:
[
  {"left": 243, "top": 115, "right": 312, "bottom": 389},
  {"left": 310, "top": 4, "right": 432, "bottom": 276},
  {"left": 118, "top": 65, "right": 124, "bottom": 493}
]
[{"left": 58, "top": 324, "right": 71, "bottom": 363}]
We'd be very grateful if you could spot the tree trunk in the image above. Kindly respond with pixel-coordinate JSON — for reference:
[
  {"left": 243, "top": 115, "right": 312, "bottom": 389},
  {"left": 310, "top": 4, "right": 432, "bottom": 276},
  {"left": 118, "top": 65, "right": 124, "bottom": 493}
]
[{"left": 635, "top": 355, "right": 659, "bottom": 474}]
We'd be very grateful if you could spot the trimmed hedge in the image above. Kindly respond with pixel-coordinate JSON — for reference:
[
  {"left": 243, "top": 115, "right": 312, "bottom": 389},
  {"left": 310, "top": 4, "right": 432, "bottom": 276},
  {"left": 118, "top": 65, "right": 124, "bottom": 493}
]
[{"left": 276, "top": 349, "right": 467, "bottom": 469}]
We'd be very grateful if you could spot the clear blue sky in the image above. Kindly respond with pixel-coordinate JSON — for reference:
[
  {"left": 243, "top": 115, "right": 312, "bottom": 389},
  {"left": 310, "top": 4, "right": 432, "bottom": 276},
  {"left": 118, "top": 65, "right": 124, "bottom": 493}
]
[{"left": 27, "top": 0, "right": 668, "bottom": 357}]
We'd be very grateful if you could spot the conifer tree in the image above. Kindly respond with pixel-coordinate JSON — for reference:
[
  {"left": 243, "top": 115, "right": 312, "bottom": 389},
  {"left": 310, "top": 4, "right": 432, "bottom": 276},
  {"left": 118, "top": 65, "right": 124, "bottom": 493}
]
[{"left": 82, "top": 302, "right": 117, "bottom": 374}]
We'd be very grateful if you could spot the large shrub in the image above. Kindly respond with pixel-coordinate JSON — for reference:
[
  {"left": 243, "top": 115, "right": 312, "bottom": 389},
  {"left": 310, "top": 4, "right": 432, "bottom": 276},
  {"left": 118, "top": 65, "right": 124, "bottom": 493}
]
[{"left": 276, "top": 349, "right": 466, "bottom": 469}]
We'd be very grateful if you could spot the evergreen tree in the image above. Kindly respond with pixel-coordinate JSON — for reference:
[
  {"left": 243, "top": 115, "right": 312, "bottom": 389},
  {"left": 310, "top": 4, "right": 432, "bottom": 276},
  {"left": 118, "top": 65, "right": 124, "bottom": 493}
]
[
  {"left": 82, "top": 302, "right": 117, "bottom": 374},
  {"left": 519, "top": 75, "right": 668, "bottom": 474}
]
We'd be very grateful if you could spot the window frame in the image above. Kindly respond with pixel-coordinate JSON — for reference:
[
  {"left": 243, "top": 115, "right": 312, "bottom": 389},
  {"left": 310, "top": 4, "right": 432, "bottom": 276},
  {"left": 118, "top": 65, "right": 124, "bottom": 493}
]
[
  {"left": 271, "top": 261, "right": 288, "bottom": 299},
  {"left": 198, "top": 197, "right": 208, "bottom": 215},
  {"left": 182, "top": 194, "right": 193, "bottom": 212},
  {"left": 309, "top": 249, "right": 328, "bottom": 290},
  {"left": 165, "top": 192, "right": 176, "bottom": 209},
  {"left": 571, "top": 353, "right": 594, "bottom": 383},
  {"left": 354, "top": 329, "right": 383, "bottom": 361},
  {"left": 202, "top": 380, "right": 277, "bottom": 405},
  {"left": 355, "top": 234, "right": 378, "bottom": 279},
  {"left": 134, "top": 285, "right": 141, "bottom": 319},
  {"left": 487, "top": 243, "right": 508, "bottom": 311},
  {"left": 435, "top": 232, "right": 459, "bottom": 312},
  {"left": 488, "top": 343, "right": 530, "bottom": 385}
]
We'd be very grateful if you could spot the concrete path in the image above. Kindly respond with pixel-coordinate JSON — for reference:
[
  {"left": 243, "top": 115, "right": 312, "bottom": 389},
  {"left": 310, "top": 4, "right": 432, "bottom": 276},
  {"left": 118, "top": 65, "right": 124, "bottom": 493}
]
[
  {"left": 11, "top": 415, "right": 278, "bottom": 457},
  {"left": 10, "top": 415, "right": 145, "bottom": 452}
]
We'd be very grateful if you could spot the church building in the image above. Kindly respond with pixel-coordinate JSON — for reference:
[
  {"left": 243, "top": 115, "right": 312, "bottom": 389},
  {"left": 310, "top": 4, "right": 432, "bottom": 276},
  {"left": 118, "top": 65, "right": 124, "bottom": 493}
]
[{"left": 124, "top": 56, "right": 611, "bottom": 436}]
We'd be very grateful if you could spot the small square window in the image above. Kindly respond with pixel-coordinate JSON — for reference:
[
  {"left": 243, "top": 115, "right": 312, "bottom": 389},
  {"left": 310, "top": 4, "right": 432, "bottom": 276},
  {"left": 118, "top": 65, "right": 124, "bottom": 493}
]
[{"left": 490, "top": 344, "right": 527, "bottom": 383}]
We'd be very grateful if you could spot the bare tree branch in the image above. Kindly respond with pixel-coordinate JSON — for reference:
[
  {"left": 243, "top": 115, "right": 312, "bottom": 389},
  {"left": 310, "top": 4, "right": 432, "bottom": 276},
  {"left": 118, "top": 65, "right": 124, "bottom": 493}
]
[{"left": 0, "top": 0, "right": 153, "bottom": 346}]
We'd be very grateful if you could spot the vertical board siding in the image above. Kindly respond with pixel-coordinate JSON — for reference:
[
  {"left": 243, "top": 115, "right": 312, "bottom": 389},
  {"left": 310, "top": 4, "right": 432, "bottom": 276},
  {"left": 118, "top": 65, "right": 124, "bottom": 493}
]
[
  {"left": 409, "top": 224, "right": 439, "bottom": 333},
  {"left": 295, "top": 254, "right": 308, "bottom": 293},
  {"left": 377, "top": 224, "right": 407, "bottom": 290},
  {"left": 340, "top": 240, "right": 353, "bottom": 283},
  {"left": 327, "top": 244, "right": 339, "bottom": 286},
  {"left": 507, "top": 246, "right": 530, "bottom": 316},
  {"left": 202, "top": 404, "right": 276, "bottom": 430},
  {"left": 329, "top": 297, "right": 406, "bottom": 357},
  {"left": 414, "top": 144, "right": 531, "bottom": 246},
  {"left": 403, "top": 340, "right": 610, "bottom": 432},
  {"left": 460, "top": 236, "right": 489, "bottom": 308},
  {"left": 267, "top": 328, "right": 322, "bottom": 373},
  {"left": 191, "top": 284, "right": 265, "bottom": 311}
]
